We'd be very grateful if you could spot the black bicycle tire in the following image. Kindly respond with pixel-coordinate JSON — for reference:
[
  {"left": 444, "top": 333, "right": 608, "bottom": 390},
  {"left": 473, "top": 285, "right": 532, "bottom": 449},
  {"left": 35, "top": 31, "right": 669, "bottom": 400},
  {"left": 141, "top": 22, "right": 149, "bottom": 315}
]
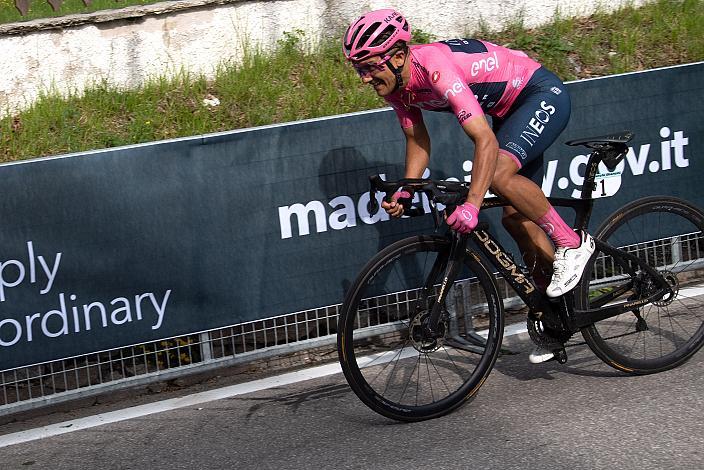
[
  {"left": 577, "top": 196, "right": 704, "bottom": 374},
  {"left": 337, "top": 234, "right": 504, "bottom": 421}
]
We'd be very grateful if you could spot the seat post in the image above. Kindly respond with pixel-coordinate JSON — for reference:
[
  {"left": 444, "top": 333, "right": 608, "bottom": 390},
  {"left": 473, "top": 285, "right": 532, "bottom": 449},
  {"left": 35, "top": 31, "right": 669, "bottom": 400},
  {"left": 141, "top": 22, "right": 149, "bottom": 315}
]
[{"left": 573, "top": 151, "right": 602, "bottom": 230}]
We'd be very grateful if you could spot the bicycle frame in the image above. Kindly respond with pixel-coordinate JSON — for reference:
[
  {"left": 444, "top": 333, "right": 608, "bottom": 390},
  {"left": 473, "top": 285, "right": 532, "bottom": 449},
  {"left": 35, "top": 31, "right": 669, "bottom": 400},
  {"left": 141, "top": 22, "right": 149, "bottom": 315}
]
[
  {"left": 422, "top": 143, "right": 672, "bottom": 337},
  {"left": 466, "top": 215, "right": 670, "bottom": 335}
]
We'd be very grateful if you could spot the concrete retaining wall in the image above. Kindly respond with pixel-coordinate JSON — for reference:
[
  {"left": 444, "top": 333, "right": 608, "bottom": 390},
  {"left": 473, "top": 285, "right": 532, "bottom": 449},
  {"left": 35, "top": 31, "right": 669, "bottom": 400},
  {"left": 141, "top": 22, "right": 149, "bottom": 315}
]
[{"left": 0, "top": 0, "right": 649, "bottom": 115}]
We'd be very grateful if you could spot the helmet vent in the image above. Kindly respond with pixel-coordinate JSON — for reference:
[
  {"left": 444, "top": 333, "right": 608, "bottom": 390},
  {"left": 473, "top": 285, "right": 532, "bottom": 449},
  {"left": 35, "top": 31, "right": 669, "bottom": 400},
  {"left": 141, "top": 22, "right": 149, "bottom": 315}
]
[
  {"left": 342, "top": 9, "right": 411, "bottom": 61},
  {"left": 353, "top": 51, "right": 370, "bottom": 60},
  {"left": 356, "top": 22, "right": 382, "bottom": 50},
  {"left": 369, "top": 25, "right": 396, "bottom": 47},
  {"left": 345, "top": 24, "right": 364, "bottom": 50}
]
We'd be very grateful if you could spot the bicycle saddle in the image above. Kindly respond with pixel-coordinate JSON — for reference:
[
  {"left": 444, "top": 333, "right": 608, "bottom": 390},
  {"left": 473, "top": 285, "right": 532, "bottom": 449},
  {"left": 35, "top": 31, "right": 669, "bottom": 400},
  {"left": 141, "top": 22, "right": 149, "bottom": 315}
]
[{"left": 565, "top": 130, "right": 634, "bottom": 149}]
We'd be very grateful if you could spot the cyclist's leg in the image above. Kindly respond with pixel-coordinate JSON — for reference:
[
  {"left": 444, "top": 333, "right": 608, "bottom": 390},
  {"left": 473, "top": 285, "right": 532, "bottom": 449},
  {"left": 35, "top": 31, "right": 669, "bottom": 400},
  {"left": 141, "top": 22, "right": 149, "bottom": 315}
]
[
  {"left": 500, "top": 153, "right": 555, "bottom": 290},
  {"left": 491, "top": 154, "right": 567, "bottom": 362},
  {"left": 489, "top": 68, "right": 571, "bottom": 228},
  {"left": 490, "top": 118, "right": 556, "bottom": 289},
  {"left": 489, "top": 117, "right": 551, "bottom": 287},
  {"left": 490, "top": 68, "right": 594, "bottom": 298},
  {"left": 502, "top": 206, "right": 553, "bottom": 291},
  {"left": 490, "top": 130, "right": 576, "bottom": 256}
]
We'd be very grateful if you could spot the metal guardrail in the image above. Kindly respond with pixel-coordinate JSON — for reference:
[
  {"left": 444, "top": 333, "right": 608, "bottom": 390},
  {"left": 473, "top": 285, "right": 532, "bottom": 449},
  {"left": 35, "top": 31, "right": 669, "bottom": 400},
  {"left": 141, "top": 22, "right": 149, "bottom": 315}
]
[
  {"left": 0, "top": 303, "right": 341, "bottom": 415},
  {"left": 1, "top": 232, "right": 702, "bottom": 416}
]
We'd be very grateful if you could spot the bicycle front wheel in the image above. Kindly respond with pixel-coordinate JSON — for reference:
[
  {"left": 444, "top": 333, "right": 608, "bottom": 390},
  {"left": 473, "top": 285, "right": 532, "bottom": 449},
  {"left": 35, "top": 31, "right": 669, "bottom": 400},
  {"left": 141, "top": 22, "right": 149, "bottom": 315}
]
[
  {"left": 337, "top": 235, "right": 504, "bottom": 421},
  {"left": 577, "top": 196, "right": 704, "bottom": 374}
]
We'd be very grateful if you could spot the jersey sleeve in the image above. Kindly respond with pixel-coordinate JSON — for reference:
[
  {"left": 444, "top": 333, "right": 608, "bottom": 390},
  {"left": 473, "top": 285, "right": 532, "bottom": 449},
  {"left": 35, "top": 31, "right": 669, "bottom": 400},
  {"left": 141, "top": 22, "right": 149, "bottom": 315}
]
[{"left": 425, "top": 54, "right": 484, "bottom": 126}]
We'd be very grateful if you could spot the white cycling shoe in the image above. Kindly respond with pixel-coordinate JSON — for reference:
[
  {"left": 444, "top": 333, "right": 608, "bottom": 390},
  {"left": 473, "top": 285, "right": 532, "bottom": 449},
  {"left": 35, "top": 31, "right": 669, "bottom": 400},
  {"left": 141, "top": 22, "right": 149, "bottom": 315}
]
[
  {"left": 545, "top": 231, "right": 596, "bottom": 298},
  {"left": 528, "top": 346, "right": 557, "bottom": 364}
]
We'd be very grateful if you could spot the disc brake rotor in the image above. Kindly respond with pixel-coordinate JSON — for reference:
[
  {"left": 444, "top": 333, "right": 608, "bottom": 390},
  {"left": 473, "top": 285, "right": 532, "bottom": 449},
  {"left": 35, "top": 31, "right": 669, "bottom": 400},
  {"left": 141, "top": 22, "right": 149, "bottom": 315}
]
[
  {"left": 409, "top": 311, "right": 447, "bottom": 353},
  {"left": 652, "top": 270, "right": 679, "bottom": 306}
]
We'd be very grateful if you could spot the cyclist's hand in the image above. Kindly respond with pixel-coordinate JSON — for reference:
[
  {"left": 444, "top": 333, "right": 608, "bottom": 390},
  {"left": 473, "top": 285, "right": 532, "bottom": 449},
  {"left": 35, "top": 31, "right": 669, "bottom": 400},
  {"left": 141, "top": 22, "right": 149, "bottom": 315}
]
[
  {"left": 381, "top": 190, "right": 413, "bottom": 218},
  {"left": 446, "top": 202, "right": 479, "bottom": 234}
]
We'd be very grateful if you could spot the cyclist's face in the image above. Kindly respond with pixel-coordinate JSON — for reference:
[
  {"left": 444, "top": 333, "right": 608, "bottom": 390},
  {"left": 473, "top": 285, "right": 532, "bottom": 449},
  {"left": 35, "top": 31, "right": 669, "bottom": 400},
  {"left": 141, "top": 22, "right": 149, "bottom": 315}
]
[{"left": 354, "top": 53, "right": 397, "bottom": 97}]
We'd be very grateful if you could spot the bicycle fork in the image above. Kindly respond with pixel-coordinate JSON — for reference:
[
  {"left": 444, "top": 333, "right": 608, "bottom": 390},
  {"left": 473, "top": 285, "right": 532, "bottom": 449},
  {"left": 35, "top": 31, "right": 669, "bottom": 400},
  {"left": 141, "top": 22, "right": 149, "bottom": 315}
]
[{"left": 420, "top": 232, "right": 468, "bottom": 339}]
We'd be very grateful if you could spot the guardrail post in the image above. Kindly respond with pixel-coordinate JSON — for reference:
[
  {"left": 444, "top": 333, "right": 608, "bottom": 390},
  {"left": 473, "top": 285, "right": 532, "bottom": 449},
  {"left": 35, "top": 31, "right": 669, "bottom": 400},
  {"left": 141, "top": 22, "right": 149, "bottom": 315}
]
[
  {"left": 671, "top": 235, "right": 682, "bottom": 265},
  {"left": 199, "top": 332, "right": 213, "bottom": 362}
]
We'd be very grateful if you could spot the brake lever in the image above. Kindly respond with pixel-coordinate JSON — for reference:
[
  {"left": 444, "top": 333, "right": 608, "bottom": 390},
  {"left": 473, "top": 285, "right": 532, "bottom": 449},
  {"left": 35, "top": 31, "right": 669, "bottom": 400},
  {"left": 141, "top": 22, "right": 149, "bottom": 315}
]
[
  {"left": 430, "top": 201, "right": 441, "bottom": 230},
  {"left": 368, "top": 178, "right": 379, "bottom": 214}
]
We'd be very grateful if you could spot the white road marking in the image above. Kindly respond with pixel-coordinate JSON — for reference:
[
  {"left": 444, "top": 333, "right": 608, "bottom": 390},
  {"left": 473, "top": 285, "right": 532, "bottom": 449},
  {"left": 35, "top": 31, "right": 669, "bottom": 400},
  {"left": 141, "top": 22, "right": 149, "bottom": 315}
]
[{"left": 0, "top": 362, "right": 345, "bottom": 448}]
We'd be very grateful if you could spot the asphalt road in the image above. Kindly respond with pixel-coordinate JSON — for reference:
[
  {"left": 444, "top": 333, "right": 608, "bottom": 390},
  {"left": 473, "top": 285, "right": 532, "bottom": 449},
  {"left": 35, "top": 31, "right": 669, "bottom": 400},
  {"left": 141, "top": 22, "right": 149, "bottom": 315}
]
[{"left": 1, "top": 336, "right": 703, "bottom": 470}]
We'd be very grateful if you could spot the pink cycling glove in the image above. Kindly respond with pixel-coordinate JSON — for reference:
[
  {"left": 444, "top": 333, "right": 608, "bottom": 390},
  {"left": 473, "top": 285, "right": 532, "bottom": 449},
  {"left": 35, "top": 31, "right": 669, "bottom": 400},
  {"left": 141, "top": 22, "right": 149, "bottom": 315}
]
[
  {"left": 393, "top": 190, "right": 413, "bottom": 204},
  {"left": 446, "top": 202, "right": 480, "bottom": 234}
]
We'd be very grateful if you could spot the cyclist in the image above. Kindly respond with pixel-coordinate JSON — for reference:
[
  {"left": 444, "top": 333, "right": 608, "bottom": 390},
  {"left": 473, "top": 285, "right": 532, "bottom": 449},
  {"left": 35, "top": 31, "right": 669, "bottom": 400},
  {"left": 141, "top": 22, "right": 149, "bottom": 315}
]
[{"left": 343, "top": 8, "right": 595, "bottom": 363}]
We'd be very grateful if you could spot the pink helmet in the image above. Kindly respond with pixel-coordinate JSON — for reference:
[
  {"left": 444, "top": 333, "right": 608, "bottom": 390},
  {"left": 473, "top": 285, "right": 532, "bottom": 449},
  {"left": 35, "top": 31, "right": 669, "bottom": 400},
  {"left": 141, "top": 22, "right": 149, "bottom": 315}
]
[{"left": 343, "top": 9, "right": 411, "bottom": 62}]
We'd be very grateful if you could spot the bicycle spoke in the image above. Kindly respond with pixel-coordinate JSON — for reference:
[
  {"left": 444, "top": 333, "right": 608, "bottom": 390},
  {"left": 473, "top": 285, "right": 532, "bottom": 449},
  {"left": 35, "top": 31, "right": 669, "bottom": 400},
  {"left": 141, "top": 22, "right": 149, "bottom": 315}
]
[
  {"left": 369, "top": 342, "right": 412, "bottom": 388},
  {"left": 423, "top": 355, "right": 434, "bottom": 404}
]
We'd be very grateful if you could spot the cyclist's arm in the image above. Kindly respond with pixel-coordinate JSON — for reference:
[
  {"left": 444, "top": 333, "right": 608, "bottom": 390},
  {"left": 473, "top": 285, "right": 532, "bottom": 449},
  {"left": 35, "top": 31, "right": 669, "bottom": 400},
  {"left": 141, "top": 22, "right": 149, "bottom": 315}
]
[
  {"left": 381, "top": 121, "right": 431, "bottom": 217},
  {"left": 385, "top": 100, "right": 430, "bottom": 178},
  {"left": 402, "top": 120, "right": 430, "bottom": 179},
  {"left": 461, "top": 116, "right": 498, "bottom": 208}
]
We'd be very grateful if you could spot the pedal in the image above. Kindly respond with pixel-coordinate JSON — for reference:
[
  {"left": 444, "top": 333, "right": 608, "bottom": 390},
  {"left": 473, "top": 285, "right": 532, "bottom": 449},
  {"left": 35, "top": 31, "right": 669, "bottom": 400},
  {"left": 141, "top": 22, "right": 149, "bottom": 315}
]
[
  {"left": 527, "top": 310, "right": 542, "bottom": 321},
  {"left": 554, "top": 348, "right": 568, "bottom": 364}
]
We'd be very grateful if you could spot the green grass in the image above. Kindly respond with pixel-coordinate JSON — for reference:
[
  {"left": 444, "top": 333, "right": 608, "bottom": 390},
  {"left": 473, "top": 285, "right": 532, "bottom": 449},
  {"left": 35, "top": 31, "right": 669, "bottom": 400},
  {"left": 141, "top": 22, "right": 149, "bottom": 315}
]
[
  {"left": 479, "top": 0, "right": 704, "bottom": 79},
  {"left": 0, "top": 0, "right": 163, "bottom": 24},
  {"left": 1, "top": 0, "right": 703, "bottom": 161}
]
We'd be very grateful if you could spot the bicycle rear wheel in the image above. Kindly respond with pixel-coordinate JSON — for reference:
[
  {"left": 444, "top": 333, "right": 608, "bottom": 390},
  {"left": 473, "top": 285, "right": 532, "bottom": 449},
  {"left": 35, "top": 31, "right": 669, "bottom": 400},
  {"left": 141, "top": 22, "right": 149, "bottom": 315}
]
[
  {"left": 337, "top": 235, "right": 504, "bottom": 421},
  {"left": 577, "top": 196, "right": 704, "bottom": 373}
]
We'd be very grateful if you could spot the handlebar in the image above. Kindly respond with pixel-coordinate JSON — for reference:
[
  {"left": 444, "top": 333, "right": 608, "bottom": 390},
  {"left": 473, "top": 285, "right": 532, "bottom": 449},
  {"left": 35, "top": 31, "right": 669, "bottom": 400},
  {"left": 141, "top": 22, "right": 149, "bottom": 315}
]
[{"left": 368, "top": 175, "right": 469, "bottom": 218}]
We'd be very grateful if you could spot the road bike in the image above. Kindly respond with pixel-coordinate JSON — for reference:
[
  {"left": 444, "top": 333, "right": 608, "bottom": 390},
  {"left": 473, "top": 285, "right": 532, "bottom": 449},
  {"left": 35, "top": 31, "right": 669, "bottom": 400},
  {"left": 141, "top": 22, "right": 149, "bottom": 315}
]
[{"left": 336, "top": 131, "right": 704, "bottom": 421}]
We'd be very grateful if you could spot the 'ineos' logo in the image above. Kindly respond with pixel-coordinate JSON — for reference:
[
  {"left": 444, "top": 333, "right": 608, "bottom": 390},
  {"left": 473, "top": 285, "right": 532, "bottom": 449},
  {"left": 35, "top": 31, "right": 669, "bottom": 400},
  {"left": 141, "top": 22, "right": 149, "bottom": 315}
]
[{"left": 520, "top": 100, "right": 557, "bottom": 148}]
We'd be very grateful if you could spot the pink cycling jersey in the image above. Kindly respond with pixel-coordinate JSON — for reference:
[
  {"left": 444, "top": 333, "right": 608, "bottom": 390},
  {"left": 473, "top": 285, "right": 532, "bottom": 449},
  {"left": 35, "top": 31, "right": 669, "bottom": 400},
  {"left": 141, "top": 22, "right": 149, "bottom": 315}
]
[{"left": 385, "top": 39, "right": 542, "bottom": 128}]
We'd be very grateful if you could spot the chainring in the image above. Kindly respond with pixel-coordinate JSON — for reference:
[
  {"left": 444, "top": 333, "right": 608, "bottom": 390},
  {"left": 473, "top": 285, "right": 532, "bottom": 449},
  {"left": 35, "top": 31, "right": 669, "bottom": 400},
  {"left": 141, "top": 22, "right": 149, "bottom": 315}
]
[{"left": 527, "top": 316, "right": 571, "bottom": 349}]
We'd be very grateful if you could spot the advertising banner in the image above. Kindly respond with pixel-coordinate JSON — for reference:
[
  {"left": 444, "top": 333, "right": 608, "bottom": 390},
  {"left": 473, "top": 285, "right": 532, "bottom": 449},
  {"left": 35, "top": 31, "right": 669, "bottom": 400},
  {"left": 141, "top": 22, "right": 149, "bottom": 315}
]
[{"left": 1, "top": 62, "right": 702, "bottom": 370}]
